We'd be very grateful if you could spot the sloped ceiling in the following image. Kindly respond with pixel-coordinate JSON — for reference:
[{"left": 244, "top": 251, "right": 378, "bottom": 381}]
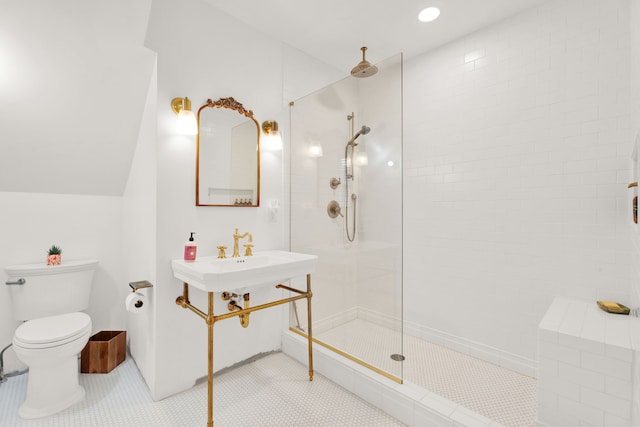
[
  {"left": 0, "top": 0, "right": 547, "bottom": 196},
  {"left": 0, "top": 0, "right": 156, "bottom": 196}
]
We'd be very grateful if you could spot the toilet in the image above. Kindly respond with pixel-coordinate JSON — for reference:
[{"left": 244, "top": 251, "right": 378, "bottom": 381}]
[{"left": 5, "top": 259, "right": 98, "bottom": 419}]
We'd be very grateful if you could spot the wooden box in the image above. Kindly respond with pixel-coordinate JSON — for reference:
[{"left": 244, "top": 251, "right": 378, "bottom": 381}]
[{"left": 80, "top": 330, "right": 126, "bottom": 373}]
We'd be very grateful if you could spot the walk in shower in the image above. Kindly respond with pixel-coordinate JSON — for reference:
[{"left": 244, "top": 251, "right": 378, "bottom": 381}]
[
  {"left": 287, "top": 51, "right": 537, "bottom": 426},
  {"left": 288, "top": 53, "right": 404, "bottom": 381}
]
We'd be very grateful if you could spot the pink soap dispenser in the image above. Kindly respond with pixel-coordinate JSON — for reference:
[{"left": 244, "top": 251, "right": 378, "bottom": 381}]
[{"left": 184, "top": 232, "right": 197, "bottom": 262}]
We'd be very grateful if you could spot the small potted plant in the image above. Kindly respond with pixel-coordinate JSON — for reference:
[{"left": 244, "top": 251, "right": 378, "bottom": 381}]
[{"left": 47, "top": 245, "right": 62, "bottom": 265}]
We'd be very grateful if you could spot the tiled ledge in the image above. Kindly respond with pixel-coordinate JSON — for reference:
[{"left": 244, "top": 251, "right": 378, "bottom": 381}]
[{"left": 537, "top": 298, "right": 640, "bottom": 427}]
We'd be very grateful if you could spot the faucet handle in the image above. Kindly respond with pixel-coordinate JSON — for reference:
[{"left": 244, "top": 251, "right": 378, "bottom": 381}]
[
  {"left": 243, "top": 244, "right": 254, "bottom": 257},
  {"left": 217, "top": 246, "right": 227, "bottom": 259}
]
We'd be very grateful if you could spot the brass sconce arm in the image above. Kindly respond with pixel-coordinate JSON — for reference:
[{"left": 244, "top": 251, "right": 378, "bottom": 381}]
[{"left": 170, "top": 96, "right": 197, "bottom": 135}]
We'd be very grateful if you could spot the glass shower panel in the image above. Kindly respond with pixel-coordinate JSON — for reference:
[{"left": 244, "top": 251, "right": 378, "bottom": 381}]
[{"left": 289, "top": 54, "right": 403, "bottom": 381}]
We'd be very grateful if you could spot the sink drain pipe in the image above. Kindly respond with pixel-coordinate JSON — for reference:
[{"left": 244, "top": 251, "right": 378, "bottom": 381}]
[{"left": 0, "top": 343, "right": 28, "bottom": 384}]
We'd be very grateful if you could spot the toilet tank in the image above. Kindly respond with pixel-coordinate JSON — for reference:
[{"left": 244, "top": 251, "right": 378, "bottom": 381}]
[{"left": 5, "top": 259, "right": 98, "bottom": 321}]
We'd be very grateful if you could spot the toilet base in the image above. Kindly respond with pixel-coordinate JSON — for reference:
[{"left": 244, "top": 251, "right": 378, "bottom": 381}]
[{"left": 18, "top": 356, "right": 85, "bottom": 419}]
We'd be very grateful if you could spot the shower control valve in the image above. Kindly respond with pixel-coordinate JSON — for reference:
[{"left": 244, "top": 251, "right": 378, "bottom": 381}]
[{"left": 327, "top": 200, "right": 343, "bottom": 219}]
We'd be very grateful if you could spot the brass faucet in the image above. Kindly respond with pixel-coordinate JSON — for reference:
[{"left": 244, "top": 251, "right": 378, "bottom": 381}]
[{"left": 232, "top": 228, "right": 253, "bottom": 257}]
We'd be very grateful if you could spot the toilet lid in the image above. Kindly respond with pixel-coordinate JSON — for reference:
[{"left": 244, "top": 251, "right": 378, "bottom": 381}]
[{"left": 14, "top": 312, "right": 91, "bottom": 346}]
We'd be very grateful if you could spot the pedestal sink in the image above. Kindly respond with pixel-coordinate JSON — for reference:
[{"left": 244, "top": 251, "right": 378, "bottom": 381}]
[
  {"left": 171, "top": 250, "right": 317, "bottom": 292},
  {"left": 171, "top": 249, "right": 318, "bottom": 426}
]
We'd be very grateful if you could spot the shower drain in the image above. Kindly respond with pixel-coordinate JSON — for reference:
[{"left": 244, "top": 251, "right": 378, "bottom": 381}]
[{"left": 390, "top": 354, "right": 405, "bottom": 361}]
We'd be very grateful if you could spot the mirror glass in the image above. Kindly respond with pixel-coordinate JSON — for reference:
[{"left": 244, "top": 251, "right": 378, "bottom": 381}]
[{"left": 196, "top": 98, "right": 260, "bottom": 206}]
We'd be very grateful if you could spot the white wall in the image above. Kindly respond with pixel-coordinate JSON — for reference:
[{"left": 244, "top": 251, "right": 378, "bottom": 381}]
[
  {"left": 0, "top": 0, "right": 155, "bottom": 196},
  {"left": 123, "top": 58, "right": 158, "bottom": 392},
  {"left": 0, "top": 0, "right": 340, "bottom": 400},
  {"left": 404, "top": 0, "right": 633, "bottom": 367},
  {"left": 144, "top": 0, "right": 341, "bottom": 400},
  {"left": 0, "top": 192, "right": 124, "bottom": 372},
  {"left": 629, "top": 2, "right": 640, "bottom": 423},
  {"left": 631, "top": 0, "right": 640, "bottom": 311}
]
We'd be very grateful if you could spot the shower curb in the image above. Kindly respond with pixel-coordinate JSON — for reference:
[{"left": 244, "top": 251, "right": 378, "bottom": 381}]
[{"left": 282, "top": 330, "right": 505, "bottom": 427}]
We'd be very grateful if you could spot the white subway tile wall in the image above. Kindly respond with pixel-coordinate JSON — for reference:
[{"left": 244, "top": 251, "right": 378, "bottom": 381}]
[{"left": 404, "top": 0, "right": 633, "bottom": 368}]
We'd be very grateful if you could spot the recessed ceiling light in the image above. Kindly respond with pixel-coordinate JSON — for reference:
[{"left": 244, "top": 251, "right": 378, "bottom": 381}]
[{"left": 418, "top": 6, "right": 441, "bottom": 23}]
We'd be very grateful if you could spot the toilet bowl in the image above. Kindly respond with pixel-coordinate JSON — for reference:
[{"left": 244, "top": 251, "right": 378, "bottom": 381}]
[
  {"left": 12, "top": 312, "right": 92, "bottom": 419},
  {"left": 5, "top": 259, "right": 98, "bottom": 419}
]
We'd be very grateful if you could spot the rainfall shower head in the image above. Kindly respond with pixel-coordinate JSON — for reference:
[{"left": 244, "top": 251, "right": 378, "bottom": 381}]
[{"left": 350, "top": 47, "right": 378, "bottom": 78}]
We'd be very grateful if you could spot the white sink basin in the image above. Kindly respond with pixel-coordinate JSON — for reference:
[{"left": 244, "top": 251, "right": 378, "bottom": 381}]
[{"left": 171, "top": 250, "right": 318, "bottom": 292}]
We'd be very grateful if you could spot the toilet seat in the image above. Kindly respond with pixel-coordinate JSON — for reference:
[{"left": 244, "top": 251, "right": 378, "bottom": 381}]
[{"left": 14, "top": 312, "right": 91, "bottom": 349}]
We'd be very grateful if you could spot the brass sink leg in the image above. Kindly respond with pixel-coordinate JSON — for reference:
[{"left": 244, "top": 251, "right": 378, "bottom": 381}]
[
  {"left": 178, "top": 277, "right": 314, "bottom": 426},
  {"left": 207, "top": 291, "right": 214, "bottom": 427},
  {"left": 306, "top": 274, "right": 314, "bottom": 381}
]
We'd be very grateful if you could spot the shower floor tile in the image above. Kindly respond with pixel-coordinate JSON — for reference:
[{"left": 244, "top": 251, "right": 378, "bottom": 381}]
[
  {"left": 316, "top": 319, "right": 536, "bottom": 427},
  {"left": 0, "top": 351, "right": 404, "bottom": 427}
]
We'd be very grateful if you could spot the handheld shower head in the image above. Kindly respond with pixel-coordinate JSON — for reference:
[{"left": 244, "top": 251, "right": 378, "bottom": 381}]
[{"left": 347, "top": 125, "right": 371, "bottom": 146}]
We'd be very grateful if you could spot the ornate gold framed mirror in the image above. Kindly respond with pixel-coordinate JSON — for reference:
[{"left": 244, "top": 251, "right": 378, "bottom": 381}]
[{"left": 196, "top": 97, "right": 260, "bottom": 206}]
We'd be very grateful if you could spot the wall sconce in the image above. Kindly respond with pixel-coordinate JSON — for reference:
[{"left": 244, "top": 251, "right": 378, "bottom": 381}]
[
  {"left": 171, "top": 97, "right": 198, "bottom": 135},
  {"left": 262, "top": 120, "right": 283, "bottom": 151}
]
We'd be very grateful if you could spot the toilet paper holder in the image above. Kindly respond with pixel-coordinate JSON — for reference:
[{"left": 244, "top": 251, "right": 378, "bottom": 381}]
[{"left": 129, "top": 280, "right": 154, "bottom": 293}]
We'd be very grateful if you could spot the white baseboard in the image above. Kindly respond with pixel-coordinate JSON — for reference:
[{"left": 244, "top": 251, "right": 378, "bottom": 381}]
[
  {"left": 312, "top": 307, "right": 358, "bottom": 335},
  {"left": 402, "top": 316, "right": 536, "bottom": 378}
]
